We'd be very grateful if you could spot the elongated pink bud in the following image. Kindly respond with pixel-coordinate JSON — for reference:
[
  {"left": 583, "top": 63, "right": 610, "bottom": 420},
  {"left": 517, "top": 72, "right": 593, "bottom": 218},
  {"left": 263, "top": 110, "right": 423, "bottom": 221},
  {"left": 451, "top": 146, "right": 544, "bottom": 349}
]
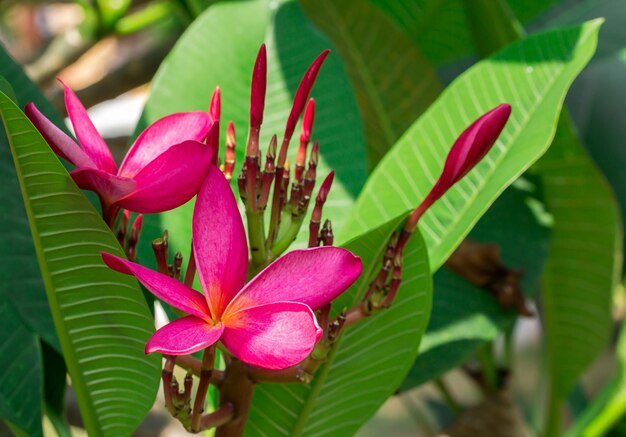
[
  {"left": 406, "top": 103, "right": 512, "bottom": 233},
  {"left": 209, "top": 87, "right": 221, "bottom": 123},
  {"left": 250, "top": 44, "right": 267, "bottom": 133},
  {"left": 300, "top": 98, "right": 315, "bottom": 144},
  {"left": 278, "top": 50, "right": 330, "bottom": 166},
  {"left": 296, "top": 99, "right": 315, "bottom": 182}
]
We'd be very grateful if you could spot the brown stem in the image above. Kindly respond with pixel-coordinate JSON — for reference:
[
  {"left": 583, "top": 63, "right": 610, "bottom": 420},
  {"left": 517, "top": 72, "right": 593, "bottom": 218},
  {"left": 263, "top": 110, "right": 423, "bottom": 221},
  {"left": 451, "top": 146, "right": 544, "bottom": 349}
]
[
  {"left": 215, "top": 360, "right": 256, "bottom": 437},
  {"left": 200, "top": 403, "right": 236, "bottom": 431},
  {"left": 162, "top": 356, "right": 176, "bottom": 415},
  {"left": 248, "top": 365, "right": 313, "bottom": 384},
  {"left": 191, "top": 347, "right": 216, "bottom": 432},
  {"left": 184, "top": 243, "right": 197, "bottom": 287}
]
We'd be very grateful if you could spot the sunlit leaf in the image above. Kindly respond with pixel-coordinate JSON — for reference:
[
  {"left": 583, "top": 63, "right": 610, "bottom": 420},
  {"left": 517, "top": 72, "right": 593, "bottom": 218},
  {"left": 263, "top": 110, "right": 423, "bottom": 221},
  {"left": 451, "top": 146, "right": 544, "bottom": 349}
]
[
  {"left": 0, "top": 89, "right": 160, "bottom": 437},
  {"left": 343, "top": 21, "right": 602, "bottom": 271}
]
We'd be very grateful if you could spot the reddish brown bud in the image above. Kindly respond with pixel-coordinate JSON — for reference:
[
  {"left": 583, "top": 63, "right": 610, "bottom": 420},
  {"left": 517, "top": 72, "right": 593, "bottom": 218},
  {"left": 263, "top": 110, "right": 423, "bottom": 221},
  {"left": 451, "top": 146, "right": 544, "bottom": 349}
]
[
  {"left": 259, "top": 135, "right": 277, "bottom": 209},
  {"left": 316, "top": 171, "right": 334, "bottom": 205}
]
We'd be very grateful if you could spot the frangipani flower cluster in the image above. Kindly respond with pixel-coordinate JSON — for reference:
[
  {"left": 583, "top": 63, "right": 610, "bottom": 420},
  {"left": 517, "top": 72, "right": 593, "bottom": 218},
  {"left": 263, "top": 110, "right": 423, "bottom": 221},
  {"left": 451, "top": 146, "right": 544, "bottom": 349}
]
[
  {"left": 103, "top": 165, "right": 362, "bottom": 370},
  {"left": 26, "top": 82, "right": 215, "bottom": 224}
]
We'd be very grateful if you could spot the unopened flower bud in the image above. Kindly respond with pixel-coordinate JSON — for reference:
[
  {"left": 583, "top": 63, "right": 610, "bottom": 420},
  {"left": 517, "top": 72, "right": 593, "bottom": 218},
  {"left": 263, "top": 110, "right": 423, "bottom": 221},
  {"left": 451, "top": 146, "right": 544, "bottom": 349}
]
[{"left": 278, "top": 50, "right": 329, "bottom": 167}]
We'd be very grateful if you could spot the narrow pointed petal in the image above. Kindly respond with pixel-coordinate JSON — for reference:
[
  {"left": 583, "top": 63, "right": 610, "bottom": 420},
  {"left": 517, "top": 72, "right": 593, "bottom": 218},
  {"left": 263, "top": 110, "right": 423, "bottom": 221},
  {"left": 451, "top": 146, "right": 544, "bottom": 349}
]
[
  {"left": 119, "top": 112, "right": 211, "bottom": 178},
  {"left": 102, "top": 253, "right": 211, "bottom": 319},
  {"left": 116, "top": 139, "right": 213, "bottom": 213},
  {"left": 222, "top": 302, "right": 321, "bottom": 370},
  {"left": 228, "top": 247, "right": 362, "bottom": 313},
  {"left": 193, "top": 166, "right": 248, "bottom": 317},
  {"left": 70, "top": 167, "right": 137, "bottom": 204},
  {"left": 146, "top": 316, "right": 223, "bottom": 355},
  {"left": 61, "top": 81, "right": 117, "bottom": 173},
  {"left": 25, "top": 102, "right": 94, "bottom": 168}
]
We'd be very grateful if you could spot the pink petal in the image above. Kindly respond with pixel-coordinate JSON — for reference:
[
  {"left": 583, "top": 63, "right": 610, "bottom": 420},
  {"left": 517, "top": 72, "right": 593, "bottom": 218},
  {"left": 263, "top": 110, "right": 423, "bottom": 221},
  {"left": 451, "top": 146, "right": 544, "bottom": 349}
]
[
  {"left": 115, "top": 139, "right": 213, "bottom": 213},
  {"left": 61, "top": 81, "right": 117, "bottom": 174},
  {"left": 102, "top": 252, "right": 211, "bottom": 319},
  {"left": 70, "top": 167, "right": 137, "bottom": 204},
  {"left": 25, "top": 102, "right": 95, "bottom": 168},
  {"left": 146, "top": 316, "right": 223, "bottom": 355},
  {"left": 193, "top": 166, "right": 248, "bottom": 318},
  {"left": 118, "top": 112, "right": 211, "bottom": 178},
  {"left": 227, "top": 247, "right": 362, "bottom": 313},
  {"left": 222, "top": 302, "right": 321, "bottom": 370}
]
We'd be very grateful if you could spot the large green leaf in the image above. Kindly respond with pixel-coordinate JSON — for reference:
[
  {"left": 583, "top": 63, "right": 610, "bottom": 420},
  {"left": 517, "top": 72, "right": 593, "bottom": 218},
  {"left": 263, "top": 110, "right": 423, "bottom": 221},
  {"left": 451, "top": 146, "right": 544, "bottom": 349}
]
[
  {"left": 536, "top": 113, "right": 621, "bottom": 435},
  {"left": 300, "top": 0, "right": 442, "bottom": 167},
  {"left": 568, "top": 48, "right": 626, "bottom": 260},
  {"left": 247, "top": 215, "right": 432, "bottom": 436},
  {"left": 0, "top": 90, "right": 160, "bottom": 436},
  {"left": 530, "top": 0, "right": 626, "bottom": 60},
  {"left": 0, "top": 301, "right": 43, "bottom": 437},
  {"left": 136, "top": 0, "right": 367, "bottom": 261},
  {"left": 0, "top": 47, "right": 60, "bottom": 352},
  {"left": 565, "top": 309, "right": 626, "bottom": 437},
  {"left": 342, "top": 21, "right": 601, "bottom": 270},
  {"left": 369, "top": 0, "right": 560, "bottom": 65},
  {"left": 402, "top": 182, "right": 550, "bottom": 389}
]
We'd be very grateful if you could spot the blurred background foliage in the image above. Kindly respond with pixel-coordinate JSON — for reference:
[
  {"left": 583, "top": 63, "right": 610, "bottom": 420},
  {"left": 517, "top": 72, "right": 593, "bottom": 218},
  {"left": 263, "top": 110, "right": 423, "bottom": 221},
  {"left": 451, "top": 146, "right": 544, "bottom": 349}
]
[{"left": 0, "top": 0, "right": 625, "bottom": 436}]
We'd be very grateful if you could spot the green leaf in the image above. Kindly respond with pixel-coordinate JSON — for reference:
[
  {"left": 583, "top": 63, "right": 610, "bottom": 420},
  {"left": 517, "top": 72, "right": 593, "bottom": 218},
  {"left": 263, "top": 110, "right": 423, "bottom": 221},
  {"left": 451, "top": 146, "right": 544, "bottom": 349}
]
[
  {"left": 536, "top": 113, "right": 621, "bottom": 435},
  {"left": 401, "top": 182, "right": 550, "bottom": 389},
  {"left": 41, "top": 342, "right": 71, "bottom": 437},
  {"left": 300, "top": 0, "right": 443, "bottom": 167},
  {"left": 136, "top": 0, "right": 367, "bottom": 261},
  {"left": 566, "top": 308, "right": 626, "bottom": 437},
  {"left": 247, "top": 215, "right": 432, "bottom": 436},
  {"left": 530, "top": 0, "right": 626, "bottom": 60},
  {"left": 343, "top": 21, "right": 602, "bottom": 271},
  {"left": 0, "top": 301, "right": 43, "bottom": 437},
  {"left": 567, "top": 48, "right": 626, "bottom": 261},
  {"left": 0, "top": 90, "right": 160, "bottom": 437},
  {"left": 369, "top": 0, "right": 560, "bottom": 65},
  {"left": 0, "top": 48, "right": 61, "bottom": 352}
]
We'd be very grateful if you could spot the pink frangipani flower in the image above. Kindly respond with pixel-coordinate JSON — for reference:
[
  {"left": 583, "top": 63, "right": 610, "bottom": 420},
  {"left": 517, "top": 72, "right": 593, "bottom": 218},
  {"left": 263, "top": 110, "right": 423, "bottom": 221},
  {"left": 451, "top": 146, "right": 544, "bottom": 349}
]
[
  {"left": 102, "top": 166, "right": 362, "bottom": 370},
  {"left": 25, "top": 82, "right": 215, "bottom": 219}
]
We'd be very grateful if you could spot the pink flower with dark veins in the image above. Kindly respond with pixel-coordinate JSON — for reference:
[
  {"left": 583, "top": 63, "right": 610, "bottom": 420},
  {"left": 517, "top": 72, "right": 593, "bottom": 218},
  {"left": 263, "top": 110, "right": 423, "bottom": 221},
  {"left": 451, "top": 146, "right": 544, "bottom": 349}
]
[
  {"left": 25, "top": 82, "right": 215, "bottom": 218},
  {"left": 102, "top": 166, "right": 362, "bottom": 370}
]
